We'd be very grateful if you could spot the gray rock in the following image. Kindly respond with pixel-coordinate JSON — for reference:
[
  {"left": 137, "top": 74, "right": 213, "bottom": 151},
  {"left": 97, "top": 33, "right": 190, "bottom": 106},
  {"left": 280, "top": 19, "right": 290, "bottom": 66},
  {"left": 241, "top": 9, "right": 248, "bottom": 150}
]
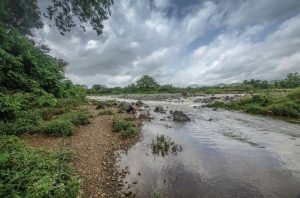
[
  {"left": 96, "top": 101, "right": 109, "bottom": 109},
  {"left": 173, "top": 110, "right": 191, "bottom": 122},
  {"left": 118, "top": 101, "right": 131, "bottom": 111},
  {"left": 154, "top": 106, "right": 165, "bottom": 113}
]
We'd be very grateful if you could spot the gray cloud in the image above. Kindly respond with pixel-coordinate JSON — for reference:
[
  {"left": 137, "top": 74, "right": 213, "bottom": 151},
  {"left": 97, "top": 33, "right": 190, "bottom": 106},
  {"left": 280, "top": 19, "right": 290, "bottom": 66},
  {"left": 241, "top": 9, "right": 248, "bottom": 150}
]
[{"left": 34, "top": 0, "right": 300, "bottom": 87}]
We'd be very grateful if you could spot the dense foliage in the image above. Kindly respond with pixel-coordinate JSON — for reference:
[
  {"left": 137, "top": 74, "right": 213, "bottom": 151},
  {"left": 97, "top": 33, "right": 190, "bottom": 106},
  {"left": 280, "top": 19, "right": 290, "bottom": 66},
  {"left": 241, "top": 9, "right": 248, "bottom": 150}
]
[
  {"left": 0, "top": 24, "right": 90, "bottom": 196},
  {"left": 0, "top": 0, "right": 113, "bottom": 35},
  {"left": 0, "top": 0, "right": 113, "bottom": 196},
  {"left": 0, "top": 27, "right": 66, "bottom": 95},
  {"left": 0, "top": 136, "right": 80, "bottom": 197},
  {"left": 0, "top": 25, "right": 90, "bottom": 136}
]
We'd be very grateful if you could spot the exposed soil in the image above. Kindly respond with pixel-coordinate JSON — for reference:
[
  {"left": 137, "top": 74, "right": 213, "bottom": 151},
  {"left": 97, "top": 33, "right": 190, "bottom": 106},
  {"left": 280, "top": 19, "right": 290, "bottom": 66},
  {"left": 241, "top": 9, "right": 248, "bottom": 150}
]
[{"left": 22, "top": 105, "right": 141, "bottom": 198}]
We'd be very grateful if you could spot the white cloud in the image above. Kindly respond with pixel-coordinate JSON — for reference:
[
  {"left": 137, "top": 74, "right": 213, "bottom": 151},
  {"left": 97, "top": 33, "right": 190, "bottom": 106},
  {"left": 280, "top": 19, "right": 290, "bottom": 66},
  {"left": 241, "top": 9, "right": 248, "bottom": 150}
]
[
  {"left": 34, "top": 0, "right": 300, "bottom": 87},
  {"left": 174, "top": 14, "right": 300, "bottom": 86}
]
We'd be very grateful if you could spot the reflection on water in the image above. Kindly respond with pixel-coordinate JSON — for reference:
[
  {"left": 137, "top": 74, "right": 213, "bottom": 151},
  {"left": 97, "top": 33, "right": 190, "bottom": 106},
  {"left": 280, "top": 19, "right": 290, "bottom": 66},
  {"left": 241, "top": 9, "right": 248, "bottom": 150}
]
[{"left": 93, "top": 96, "right": 300, "bottom": 198}]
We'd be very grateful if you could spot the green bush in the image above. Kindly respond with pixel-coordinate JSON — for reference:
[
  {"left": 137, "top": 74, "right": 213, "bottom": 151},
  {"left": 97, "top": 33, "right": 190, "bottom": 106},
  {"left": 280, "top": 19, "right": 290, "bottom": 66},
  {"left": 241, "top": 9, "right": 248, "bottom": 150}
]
[
  {"left": 242, "top": 103, "right": 266, "bottom": 114},
  {"left": 0, "top": 93, "right": 23, "bottom": 121},
  {"left": 112, "top": 116, "right": 137, "bottom": 138},
  {"left": 42, "top": 119, "right": 75, "bottom": 136},
  {"left": 61, "top": 110, "right": 91, "bottom": 126},
  {"left": 251, "top": 94, "right": 271, "bottom": 106},
  {"left": 0, "top": 110, "right": 42, "bottom": 135},
  {"left": 288, "top": 88, "right": 300, "bottom": 102},
  {"left": 268, "top": 101, "right": 300, "bottom": 117},
  {"left": 0, "top": 136, "right": 80, "bottom": 197},
  {"left": 36, "top": 93, "right": 58, "bottom": 107}
]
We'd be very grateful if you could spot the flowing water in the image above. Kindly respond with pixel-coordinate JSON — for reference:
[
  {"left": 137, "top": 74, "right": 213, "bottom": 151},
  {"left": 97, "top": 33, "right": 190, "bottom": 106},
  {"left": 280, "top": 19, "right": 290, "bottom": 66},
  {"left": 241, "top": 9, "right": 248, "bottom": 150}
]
[{"left": 92, "top": 96, "right": 300, "bottom": 198}]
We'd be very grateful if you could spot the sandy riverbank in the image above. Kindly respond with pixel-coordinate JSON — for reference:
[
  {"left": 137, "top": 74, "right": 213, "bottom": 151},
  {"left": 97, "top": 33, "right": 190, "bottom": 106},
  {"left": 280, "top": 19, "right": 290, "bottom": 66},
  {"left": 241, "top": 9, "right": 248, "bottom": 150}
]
[{"left": 22, "top": 104, "right": 141, "bottom": 198}]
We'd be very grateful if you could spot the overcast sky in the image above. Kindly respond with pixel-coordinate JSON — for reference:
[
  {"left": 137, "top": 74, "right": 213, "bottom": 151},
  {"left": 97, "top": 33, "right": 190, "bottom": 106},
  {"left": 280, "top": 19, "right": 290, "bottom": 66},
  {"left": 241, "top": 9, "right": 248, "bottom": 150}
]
[{"left": 34, "top": 0, "right": 300, "bottom": 87}]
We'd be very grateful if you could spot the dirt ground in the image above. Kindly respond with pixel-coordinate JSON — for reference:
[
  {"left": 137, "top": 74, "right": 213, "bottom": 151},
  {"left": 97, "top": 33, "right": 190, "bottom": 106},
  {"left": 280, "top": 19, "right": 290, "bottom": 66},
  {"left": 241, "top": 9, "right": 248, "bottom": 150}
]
[{"left": 22, "top": 105, "right": 141, "bottom": 198}]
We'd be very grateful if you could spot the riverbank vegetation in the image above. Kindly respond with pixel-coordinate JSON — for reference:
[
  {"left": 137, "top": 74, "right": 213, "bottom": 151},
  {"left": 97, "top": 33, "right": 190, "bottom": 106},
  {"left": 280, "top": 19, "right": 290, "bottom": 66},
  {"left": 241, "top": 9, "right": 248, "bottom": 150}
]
[
  {"left": 209, "top": 88, "right": 300, "bottom": 124},
  {"left": 0, "top": 26, "right": 88, "bottom": 196}
]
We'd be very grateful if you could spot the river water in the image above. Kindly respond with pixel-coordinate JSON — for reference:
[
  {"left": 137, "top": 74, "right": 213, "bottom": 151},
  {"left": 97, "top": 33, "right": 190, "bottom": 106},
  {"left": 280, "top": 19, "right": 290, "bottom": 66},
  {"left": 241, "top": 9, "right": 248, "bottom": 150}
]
[{"left": 91, "top": 95, "right": 300, "bottom": 198}]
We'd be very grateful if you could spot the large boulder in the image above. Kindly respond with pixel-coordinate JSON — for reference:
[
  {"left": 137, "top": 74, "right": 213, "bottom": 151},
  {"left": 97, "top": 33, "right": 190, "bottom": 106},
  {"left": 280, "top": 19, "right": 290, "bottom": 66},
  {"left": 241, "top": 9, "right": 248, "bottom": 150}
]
[
  {"left": 154, "top": 106, "right": 165, "bottom": 113},
  {"left": 173, "top": 110, "right": 191, "bottom": 122},
  {"left": 118, "top": 101, "right": 131, "bottom": 111},
  {"left": 96, "top": 101, "right": 109, "bottom": 110}
]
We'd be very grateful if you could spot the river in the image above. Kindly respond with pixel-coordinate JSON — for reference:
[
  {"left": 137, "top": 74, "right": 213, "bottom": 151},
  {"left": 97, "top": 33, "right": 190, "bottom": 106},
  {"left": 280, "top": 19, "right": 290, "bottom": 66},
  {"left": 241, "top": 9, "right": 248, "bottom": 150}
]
[{"left": 91, "top": 95, "right": 300, "bottom": 198}]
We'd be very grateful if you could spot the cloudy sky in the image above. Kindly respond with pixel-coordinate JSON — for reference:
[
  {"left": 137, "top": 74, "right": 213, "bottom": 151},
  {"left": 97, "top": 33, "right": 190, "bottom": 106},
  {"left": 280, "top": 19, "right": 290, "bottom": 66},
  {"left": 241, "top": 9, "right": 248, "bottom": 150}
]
[{"left": 34, "top": 0, "right": 300, "bottom": 87}]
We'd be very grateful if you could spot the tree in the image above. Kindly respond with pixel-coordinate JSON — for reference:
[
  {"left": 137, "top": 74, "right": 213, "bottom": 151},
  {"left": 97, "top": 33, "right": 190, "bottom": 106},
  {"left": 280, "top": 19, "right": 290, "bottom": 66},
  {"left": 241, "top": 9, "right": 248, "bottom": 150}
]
[
  {"left": 260, "top": 80, "right": 269, "bottom": 89},
  {"left": 136, "top": 75, "right": 159, "bottom": 92},
  {"left": 0, "top": 0, "right": 113, "bottom": 35},
  {"left": 283, "top": 72, "right": 300, "bottom": 88}
]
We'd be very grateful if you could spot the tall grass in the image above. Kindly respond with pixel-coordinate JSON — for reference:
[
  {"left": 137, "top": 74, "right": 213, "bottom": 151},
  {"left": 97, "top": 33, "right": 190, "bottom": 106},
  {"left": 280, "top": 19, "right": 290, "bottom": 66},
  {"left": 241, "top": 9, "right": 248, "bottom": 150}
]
[{"left": 112, "top": 116, "right": 137, "bottom": 138}]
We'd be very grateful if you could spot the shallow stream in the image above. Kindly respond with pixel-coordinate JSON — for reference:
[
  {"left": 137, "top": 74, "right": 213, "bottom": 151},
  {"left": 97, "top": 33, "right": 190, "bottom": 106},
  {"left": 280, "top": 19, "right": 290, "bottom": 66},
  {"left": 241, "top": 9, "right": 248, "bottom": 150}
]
[{"left": 92, "top": 95, "right": 300, "bottom": 198}]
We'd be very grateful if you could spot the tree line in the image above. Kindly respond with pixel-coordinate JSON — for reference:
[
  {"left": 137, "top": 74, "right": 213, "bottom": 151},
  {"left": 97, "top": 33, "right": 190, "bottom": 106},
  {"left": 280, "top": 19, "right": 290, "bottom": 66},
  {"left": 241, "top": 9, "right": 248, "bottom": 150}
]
[{"left": 88, "top": 73, "right": 300, "bottom": 95}]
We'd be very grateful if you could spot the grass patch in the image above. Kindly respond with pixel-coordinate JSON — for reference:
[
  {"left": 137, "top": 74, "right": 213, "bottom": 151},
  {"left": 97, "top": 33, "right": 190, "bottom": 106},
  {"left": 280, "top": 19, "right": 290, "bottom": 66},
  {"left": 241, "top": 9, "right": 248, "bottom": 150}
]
[
  {"left": 0, "top": 136, "right": 80, "bottom": 197},
  {"left": 112, "top": 115, "right": 137, "bottom": 138},
  {"left": 151, "top": 135, "right": 182, "bottom": 156},
  {"left": 98, "top": 108, "right": 115, "bottom": 115}
]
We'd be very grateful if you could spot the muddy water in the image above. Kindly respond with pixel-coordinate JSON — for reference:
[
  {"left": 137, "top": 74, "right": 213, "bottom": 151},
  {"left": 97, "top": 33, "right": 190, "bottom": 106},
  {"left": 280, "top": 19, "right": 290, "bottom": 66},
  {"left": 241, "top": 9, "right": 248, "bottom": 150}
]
[{"left": 92, "top": 96, "right": 300, "bottom": 198}]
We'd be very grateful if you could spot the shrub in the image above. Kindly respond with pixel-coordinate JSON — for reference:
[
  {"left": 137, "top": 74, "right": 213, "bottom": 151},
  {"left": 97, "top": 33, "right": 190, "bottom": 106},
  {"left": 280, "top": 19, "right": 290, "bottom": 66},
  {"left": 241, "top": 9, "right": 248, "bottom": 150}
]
[
  {"left": 0, "top": 110, "right": 42, "bottom": 135},
  {"left": 112, "top": 116, "right": 137, "bottom": 138},
  {"left": 251, "top": 94, "right": 271, "bottom": 106},
  {"left": 0, "top": 136, "right": 80, "bottom": 197},
  {"left": 61, "top": 110, "right": 91, "bottom": 126},
  {"left": 242, "top": 103, "right": 266, "bottom": 114},
  {"left": 0, "top": 93, "right": 23, "bottom": 121},
  {"left": 42, "top": 119, "right": 75, "bottom": 136},
  {"left": 288, "top": 88, "right": 300, "bottom": 103},
  {"left": 268, "top": 101, "right": 300, "bottom": 117},
  {"left": 36, "top": 93, "right": 57, "bottom": 107}
]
